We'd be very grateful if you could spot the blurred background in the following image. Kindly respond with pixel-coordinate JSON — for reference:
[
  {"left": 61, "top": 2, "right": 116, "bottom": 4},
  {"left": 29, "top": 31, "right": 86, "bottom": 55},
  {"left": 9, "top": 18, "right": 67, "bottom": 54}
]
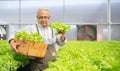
[{"left": 0, "top": 0, "right": 120, "bottom": 41}]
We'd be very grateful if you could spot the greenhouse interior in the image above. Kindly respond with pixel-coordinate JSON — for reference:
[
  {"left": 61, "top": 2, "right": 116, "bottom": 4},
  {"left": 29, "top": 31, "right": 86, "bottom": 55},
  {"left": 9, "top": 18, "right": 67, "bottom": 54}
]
[{"left": 0, "top": 0, "right": 120, "bottom": 71}]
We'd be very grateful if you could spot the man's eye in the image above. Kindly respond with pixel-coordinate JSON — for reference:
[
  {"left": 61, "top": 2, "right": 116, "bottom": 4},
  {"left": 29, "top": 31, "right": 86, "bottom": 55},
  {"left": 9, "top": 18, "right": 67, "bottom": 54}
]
[{"left": 37, "top": 16, "right": 49, "bottom": 19}]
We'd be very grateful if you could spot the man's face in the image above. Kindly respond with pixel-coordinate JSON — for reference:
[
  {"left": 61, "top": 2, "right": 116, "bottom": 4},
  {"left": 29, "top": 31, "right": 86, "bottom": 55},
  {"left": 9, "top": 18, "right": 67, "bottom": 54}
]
[{"left": 37, "top": 10, "right": 50, "bottom": 27}]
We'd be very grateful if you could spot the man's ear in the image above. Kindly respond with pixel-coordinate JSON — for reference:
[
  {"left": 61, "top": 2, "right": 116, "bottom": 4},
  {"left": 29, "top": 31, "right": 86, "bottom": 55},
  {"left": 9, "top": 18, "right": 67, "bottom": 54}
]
[
  {"left": 36, "top": 15, "right": 38, "bottom": 18},
  {"left": 48, "top": 16, "right": 50, "bottom": 19}
]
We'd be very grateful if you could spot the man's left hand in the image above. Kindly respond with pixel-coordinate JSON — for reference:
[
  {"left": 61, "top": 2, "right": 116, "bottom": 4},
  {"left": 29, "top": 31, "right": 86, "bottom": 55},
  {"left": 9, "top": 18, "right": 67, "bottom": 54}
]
[{"left": 60, "top": 30, "right": 66, "bottom": 42}]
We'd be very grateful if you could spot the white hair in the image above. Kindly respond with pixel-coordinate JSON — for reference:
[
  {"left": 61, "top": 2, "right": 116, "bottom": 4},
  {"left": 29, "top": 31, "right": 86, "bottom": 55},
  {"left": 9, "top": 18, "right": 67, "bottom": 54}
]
[{"left": 37, "top": 8, "right": 50, "bottom": 15}]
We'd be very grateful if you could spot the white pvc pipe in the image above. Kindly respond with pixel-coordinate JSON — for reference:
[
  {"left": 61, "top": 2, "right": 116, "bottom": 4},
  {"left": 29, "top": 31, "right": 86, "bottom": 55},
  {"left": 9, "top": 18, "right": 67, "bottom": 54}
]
[{"left": 107, "top": 0, "right": 111, "bottom": 40}]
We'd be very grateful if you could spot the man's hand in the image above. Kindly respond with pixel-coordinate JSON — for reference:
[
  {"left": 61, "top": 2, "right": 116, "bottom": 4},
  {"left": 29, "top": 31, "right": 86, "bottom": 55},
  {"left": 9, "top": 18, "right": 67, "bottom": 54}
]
[
  {"left": 59, "top": 30, "right": 66, "bottom": 42},
  {"left": 10, "top": 39, "right": 20, "bottom": 53}
]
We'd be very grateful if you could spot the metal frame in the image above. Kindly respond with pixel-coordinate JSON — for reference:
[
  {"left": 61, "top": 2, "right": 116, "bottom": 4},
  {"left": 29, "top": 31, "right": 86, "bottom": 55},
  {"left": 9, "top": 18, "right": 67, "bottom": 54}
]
[{"left": 107, "top": 0, "right": 111, "bottom": 40}]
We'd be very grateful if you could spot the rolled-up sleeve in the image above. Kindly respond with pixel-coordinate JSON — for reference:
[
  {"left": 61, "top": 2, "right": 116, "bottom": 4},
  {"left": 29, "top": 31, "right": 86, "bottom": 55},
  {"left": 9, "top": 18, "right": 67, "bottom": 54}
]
[{"left": 8, "top": 31, "right": 17, "bottom": 41}]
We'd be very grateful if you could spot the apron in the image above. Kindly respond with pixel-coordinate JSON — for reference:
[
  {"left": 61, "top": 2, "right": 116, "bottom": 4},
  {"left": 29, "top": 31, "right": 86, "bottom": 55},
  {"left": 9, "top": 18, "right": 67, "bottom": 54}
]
[
  {"left": 17, "top": 24, "right": 57, "bottom": 71},
  {"left": 30, "top": 44, "right": 57, "bottom": 71}
]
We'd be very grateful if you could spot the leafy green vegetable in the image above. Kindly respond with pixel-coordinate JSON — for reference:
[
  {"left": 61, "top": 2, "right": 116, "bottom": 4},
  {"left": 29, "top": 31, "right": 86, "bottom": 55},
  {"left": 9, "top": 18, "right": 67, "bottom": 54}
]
[
  {"left": 15, "top": 31, "right": 44, "bottom": 43},
  {"left": 0, "top": 40, "right": 29, "bottom": 71},
  {"left": 1, "top": 40, "right": 120, "bottom": 71},
  {"left": 50, "top": 22, "right": 71, "bottom": 33},
  {"left": 45, "top": 41, "right": 120, "bottom": 71}
]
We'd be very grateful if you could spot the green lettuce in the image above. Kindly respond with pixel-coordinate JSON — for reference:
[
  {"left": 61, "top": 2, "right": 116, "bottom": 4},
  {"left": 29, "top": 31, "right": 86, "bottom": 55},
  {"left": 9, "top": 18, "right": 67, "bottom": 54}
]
[
  {"left": 50, "top": 22, "right": 71, "bottom": 33},
  {"left": 15, "top": 31, "right": 44, "bottom": 43}
]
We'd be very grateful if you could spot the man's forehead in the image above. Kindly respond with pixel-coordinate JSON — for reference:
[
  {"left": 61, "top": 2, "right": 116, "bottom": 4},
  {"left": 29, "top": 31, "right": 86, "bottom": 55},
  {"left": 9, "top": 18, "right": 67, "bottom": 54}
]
[{"left": 37, "top": 9, "right": 49, "bottom": 15}]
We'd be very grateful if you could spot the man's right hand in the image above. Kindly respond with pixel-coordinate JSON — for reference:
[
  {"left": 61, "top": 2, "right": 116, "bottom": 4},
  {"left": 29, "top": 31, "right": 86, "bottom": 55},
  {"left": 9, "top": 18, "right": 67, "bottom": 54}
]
[{"left": 10, "top": 39, "right": 20, "bottom": 53}]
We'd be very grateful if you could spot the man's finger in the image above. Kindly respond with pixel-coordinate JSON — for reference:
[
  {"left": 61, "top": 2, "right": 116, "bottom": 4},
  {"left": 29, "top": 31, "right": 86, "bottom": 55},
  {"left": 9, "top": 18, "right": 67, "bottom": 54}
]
[
  {"left": 13, "top": 46, "right": 18, "bottom": 53},
  {"left": 16, "top": 42, "right": 20, "bottom": 45}
]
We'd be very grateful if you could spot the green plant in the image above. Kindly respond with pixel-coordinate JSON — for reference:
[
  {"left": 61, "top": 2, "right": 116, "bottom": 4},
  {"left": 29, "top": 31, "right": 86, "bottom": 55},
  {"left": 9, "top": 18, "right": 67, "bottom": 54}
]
[
  {"left": 15, "top": 31, "right": 44, "bottom": 43},
  {"left": 45, "top": 41, "right": 120, "bottom": 71},
  {"left": 0, "top": 40, "right": 29, "bottom": 71},
  {"left": 50, "top": 22, "right": 71, "bottom": 33}
]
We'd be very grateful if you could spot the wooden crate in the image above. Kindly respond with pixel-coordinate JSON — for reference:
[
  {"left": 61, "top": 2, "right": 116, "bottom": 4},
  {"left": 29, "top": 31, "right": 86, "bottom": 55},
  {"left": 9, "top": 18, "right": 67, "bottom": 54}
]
[{"left": 15, "top": 40, "right": 48, "bottom": 58}]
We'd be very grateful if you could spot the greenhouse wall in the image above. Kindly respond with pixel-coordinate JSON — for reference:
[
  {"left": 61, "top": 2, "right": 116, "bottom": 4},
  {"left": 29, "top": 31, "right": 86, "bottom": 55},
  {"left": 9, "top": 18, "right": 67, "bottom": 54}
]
[{"left": 0, "top": 0, "right": 120, "bottom": 40}]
